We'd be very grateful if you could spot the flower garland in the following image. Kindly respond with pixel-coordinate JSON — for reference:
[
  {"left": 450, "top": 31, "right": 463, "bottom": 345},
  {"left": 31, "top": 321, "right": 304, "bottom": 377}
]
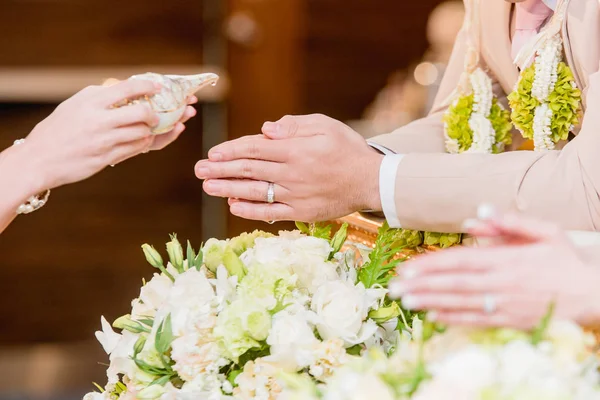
[
  {"left": 443, "top": 68, "right": 513, "bottom": 154},
  {"left": 508, "top": 34, "right": 581, "bottom": 151}
]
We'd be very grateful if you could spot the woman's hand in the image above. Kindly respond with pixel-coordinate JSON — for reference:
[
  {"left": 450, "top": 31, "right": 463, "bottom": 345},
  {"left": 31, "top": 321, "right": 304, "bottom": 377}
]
[
  {"left": 388, "top": 208, "right": 600, "bottom": 329},
  {"left": 20, "top": 79, "right": 197, "bottom": 193}
]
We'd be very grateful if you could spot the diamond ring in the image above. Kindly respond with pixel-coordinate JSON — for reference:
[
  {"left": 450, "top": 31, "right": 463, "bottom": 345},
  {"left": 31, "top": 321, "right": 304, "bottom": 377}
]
[{"left": 483, "top": 294, "right": 497, "bottom": 315}]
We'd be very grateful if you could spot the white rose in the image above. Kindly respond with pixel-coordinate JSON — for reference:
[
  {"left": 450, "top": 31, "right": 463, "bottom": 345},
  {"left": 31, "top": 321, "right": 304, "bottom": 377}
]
[
  {"left": 265, "top": 310, "right": 319, "bottom": 370},
  {"left": 139, "top": 273, "right": 173, "bottom": 310},
  {"left": 311, "top": 281, "right": 383, "bottom": 346}
]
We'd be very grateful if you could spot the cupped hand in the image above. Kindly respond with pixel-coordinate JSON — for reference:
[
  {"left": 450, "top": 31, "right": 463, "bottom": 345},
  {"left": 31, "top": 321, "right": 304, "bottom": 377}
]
[
  {"left": 195, "top": 114, "right": 384, "bottom": 223},
  {"left": 388, "top": 209, "right": 600, "bottom": 329},
  {"left": 21, "top": 80, "right": 197, "bottom": 192}
]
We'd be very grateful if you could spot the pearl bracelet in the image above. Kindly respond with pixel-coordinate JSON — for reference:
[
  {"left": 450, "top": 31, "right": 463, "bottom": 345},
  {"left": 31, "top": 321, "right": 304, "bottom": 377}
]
[{"left": 13, "top": 139, "right": 51, "bottom": 215}]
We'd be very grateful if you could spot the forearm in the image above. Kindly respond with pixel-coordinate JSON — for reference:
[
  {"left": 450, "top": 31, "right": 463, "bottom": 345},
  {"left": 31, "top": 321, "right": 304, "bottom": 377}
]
[{"left": 0, "top": 143, "right": 47, "bottom": 234}]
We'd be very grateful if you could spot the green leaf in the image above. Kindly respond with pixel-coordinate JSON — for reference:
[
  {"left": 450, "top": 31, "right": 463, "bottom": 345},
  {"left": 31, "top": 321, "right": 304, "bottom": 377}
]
[
  {"left": 133, "top": 357, "right": 170, "bottom": 376},
  {"left": 531, "top": 302, "right": 555, "bottom": 345},
  {"left": 295, "top": 221, "right": 310, "bottom": 234},
  {"left": 358, "top": 222, "right": 407, "bottom": 288},
  {"left": 228, "top": 370, "right": 242, "bottom": 387},
  {"left": 310, "top": 223, "right": 332, "bottom": 240},
  {"left": 346, "top": 344, "right": 363, "bottom": 356},
  {"left": 155, "top": 314, "right": 174, "bottom": 354},
  {"left": 194, "top": 243, "right": 204, "bottom": 271},
  {"left": 186, "top": 240, "right": 196, "bottom": 271}
]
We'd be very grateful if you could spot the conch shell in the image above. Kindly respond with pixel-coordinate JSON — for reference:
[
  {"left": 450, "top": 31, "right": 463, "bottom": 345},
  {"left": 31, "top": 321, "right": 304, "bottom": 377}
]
[{"left": 123, "top": 72, "right": 219, "bottom": 134}]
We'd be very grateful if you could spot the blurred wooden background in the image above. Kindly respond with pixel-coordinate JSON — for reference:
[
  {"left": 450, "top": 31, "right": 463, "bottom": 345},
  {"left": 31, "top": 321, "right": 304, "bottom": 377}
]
[{"left": 0, "top": 0, "right": 445, "bottom": 397}]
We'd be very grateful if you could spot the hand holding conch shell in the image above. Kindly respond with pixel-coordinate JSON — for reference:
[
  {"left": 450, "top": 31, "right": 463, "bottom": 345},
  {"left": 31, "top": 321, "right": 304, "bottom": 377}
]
[{"left": 112, "top": 72, "right": 219, "bottom": 134}]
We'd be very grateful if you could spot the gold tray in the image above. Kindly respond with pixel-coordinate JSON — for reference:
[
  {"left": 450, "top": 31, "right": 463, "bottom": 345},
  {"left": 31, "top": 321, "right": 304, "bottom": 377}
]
[{"left": 332, "top": 212, "right": 442, "bottom": 258}]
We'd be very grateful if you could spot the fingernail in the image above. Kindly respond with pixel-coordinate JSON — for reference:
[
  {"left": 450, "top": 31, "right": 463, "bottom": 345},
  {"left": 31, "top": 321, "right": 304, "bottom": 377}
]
[
  {"left": 196, "top": 167, "right": 209, "bottom": 179},
  {"left": 262, "top": 122, "right": 280, "bottom": 135},
  {"left": 402, "top": 268, "right": 418, "bottom": 279},
  {"left": 461, "top": 218, "right": 480, "bottom": 231},
  {"left": 477, "top": 203, "right": 496, "bottom": 221},
  {"left": 153, "top": 83, "right": 163, "bottom": 91},
  {"left": 388, "top": 281, "right": 407, "bottom": 297},
  {"left": 428, "top": 311, "right": 438, "bottom": 322},
  {"left": 209, "top": 151, "right": 222, "bottom": 161},
  {"left": 402, "top": 295, "right": 420, "bottom": 310}
]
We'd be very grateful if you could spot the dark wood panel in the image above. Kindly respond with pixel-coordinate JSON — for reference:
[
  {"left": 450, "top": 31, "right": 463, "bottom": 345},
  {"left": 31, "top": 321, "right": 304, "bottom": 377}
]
[
  {"left": 305, "top": 0, "right": 445, "bottom": 119},
  {"left": 0, "top": 0, "right": 203, "bottom": 66}
]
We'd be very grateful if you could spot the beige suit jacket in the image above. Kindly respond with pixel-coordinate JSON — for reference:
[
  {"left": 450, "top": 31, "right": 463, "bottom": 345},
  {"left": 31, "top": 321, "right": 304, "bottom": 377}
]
[{"left": 369, "top": 0, "right": 600, "bottom": 233}]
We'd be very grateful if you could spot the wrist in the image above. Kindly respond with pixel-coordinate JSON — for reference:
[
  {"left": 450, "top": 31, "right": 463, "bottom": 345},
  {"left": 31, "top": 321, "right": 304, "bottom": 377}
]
[
  {"left": 1, "top": 140, "right": 49, "bottom": 199},
  {"left": 357, "top": 149, "right": 384, "bottom": 212}
]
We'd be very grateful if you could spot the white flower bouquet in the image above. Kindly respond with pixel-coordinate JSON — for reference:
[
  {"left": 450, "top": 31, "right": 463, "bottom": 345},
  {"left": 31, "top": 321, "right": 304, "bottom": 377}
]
[
  {"left": 84, "top": 222, "right": 415, "bottom": 400},
  {"left": 281, "top": 315, "right": 600, "bottom": 400}
]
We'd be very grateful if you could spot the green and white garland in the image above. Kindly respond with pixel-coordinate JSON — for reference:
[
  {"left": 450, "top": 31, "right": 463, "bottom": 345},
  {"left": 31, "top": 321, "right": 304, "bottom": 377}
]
[
  {"left": 508, "top": 33, "right": 581, "bottom": 151},
  {"left": 443, "top": 68, "right": 513, "bottom": 154}
]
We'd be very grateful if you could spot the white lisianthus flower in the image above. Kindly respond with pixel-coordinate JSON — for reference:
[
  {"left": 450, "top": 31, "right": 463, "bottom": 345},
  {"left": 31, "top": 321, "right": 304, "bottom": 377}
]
[
  {"left": 95, "top": 317, "right": 139, "bottom": 385},
  {"left": 265, "top": 309, "right": 320, "bottom": 371},
  {"left": 95, "top": 316, "right": 122, "bottom": 355},
  {"left": 131, "top": 298, "right": 156, "bottom": 320},
  {"left": 210, "top": 265, "right": 239, "bottom": 311},
  {"left": 140, "top": 272, "right": 174, "bottom": 311},
  {"left": 311, "top": 281, "right": 385, "bottom": 346},
  {"left": 83, "top": 393, "right": 108, "bottom": 400}
]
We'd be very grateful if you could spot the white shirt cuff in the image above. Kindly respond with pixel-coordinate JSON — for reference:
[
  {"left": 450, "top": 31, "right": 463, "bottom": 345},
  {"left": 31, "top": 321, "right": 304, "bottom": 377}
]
[
  {"left": 379, "top": 154, "right": 404, "bottom": 228},
  {"left": 368, "top": 141, "right": 395, "bottom": 156}
]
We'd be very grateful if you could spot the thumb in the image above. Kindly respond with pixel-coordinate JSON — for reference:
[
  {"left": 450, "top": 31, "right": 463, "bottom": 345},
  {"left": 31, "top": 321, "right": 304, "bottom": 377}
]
[{"left": 261, "top": 114, "right": 328, "bottom": 140}]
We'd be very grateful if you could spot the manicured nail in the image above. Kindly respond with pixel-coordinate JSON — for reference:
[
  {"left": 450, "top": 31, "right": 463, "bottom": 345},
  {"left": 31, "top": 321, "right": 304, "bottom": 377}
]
[
  {"left": 477, "top": 203, "right": 496, "bottom": 221},
  {"left": 428, "top": 311, "right": 438, "bottom": 322},
  {"left": 402, "top": 268, "right": 418, "bottom": 279},
  {"left": 209, "top": 151, "right": 222, "bottom": 161},
  {"left": 262, "top": 122, "right": 280, "bottom": 135},
  {"left": 402, "top": 295, "right": 420, "bottom": 310},
  {"left": 388, "top": 281, "right": 407, "bottom": 297},
  {"left": 461, "top": 218, "right": 480, "bottom": 231}
]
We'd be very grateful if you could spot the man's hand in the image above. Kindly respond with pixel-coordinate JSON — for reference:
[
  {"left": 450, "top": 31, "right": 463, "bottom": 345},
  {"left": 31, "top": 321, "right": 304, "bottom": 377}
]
[{"left": 195, "top": 114, "right": 384, "bottom": 222}]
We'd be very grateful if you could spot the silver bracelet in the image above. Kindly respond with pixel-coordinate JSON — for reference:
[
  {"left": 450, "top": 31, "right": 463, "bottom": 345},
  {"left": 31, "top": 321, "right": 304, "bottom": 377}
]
[{"left": 13, "top": 139, "right": 51, "bottom": 215}]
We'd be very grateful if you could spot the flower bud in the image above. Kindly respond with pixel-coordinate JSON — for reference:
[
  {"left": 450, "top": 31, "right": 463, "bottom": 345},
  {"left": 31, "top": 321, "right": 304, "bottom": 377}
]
[
  {"left": 166, "top": 234, "right": 184, "bottom": 272},
  {"left": 142, "top": 244, "right": 164, "bottom": 269},
  {"left": 113, "top": 314, "right": 149, "bottom": 334},
  {"left": 222, "top": 247, "right": 247, "bottom": 279},
  {"left": 368, "top": 302, "right": 401, "bottom": 324}
]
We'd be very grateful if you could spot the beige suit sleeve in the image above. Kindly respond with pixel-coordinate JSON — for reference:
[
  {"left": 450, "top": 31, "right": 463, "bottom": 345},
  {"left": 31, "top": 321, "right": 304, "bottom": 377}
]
[
  {"left": 369, "top": 10, "right": 508, "bottom": 154},
  {"left": 391, "top": 71, "right": 600, "bottom": 233}
]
